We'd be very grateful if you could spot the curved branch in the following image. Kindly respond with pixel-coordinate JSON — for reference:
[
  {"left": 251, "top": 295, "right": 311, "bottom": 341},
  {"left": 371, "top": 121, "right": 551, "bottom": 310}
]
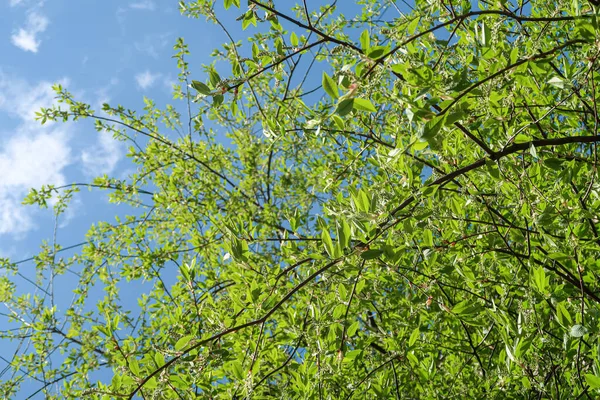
[{"left": 127, "top": 258, "right": 343, "bottom": 399}]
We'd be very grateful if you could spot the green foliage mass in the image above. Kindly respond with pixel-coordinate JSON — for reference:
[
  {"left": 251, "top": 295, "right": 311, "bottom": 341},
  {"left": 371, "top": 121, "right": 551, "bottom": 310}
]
[{"left": 4, "top": 0, "right": 600, "bottom": 398}]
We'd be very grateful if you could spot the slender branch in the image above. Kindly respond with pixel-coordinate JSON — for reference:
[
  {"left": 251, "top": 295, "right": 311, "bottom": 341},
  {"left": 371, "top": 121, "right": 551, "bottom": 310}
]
[
  {"left": 249, "top": 0, "right": 362, "bottom": 53},
  {"left": 127, "top": 258, "right": 343, "bottom": 399},
  {"left": 249, "top": 335, "right": 303, "bottom": 395},
  {"left": 389, "top": 135, "right": 600, "bottom": 217},
  {"left": 438, "top": 40, "right": 584, "bottom": 116},
  {"left": 373, "top": 10, "right": 591, "bottom": 71}
]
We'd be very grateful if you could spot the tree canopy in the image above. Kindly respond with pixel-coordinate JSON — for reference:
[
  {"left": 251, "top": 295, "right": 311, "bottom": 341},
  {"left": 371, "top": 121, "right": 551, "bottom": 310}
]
[{"left": 3, "top": 0, "right": 600, "bottom": 398}]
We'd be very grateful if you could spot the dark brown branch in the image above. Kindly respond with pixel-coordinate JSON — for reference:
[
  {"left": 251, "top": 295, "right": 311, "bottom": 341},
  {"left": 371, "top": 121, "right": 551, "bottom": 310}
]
[
  {"left": 438, "top": 40, "right": 584, "bottom": 116},
  {"left": 249, "top": 0, "right": 362, "bottom": 53},
  {"left": 389, "top": 135, "right": 600, "bottom": 217},
  {"left": 128, "top": 258, "right": 343, "bottom": 399}
]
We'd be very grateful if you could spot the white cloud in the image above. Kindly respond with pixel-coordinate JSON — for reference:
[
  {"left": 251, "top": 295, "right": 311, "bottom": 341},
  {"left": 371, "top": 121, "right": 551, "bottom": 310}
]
[
  {"left": 9, "top": 0, "right": 25, "bottom": 6},
  {"left": 0, "top": 132, "right": 70, "bottom": 189},
  {"left": 11, "top": 11, "right": 49, "bottom": 53},
  {"left": 11, "top": 29, "right": 38, "bottom": 53},
  {"left": 0, "top": 75, "right": 66, "bottom": 122},
  {"left": 0, "top": 74, "right": 72, "bottom": 236},
  {"left": 129, "top": 0, "right": 155, "bottom": 10},
  {"left": 81, "top": 130, "right": 122, "bottom": 176},
  {"left": 0, "top": 130, "right": 71, "bottom": 235},
  {"left": 135, "top": 70, "right": 161, "bottom": 90}
]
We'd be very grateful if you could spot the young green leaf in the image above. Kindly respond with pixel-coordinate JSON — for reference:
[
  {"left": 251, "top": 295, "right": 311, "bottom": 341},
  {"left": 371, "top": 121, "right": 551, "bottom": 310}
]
[
  {"left": 322, "top": 230, "right": 335, "bottom": 258},
  {"left": 191, "top": 80, "right": 212, "bottom": 95},
  {"left": 367, "top": 46, "right": 389, "bottom": 60},
  {"left": 352, "top": 98, "right": 376, "bottom": 112},
  {"left": 570, "top": 324, "right": 588, "bottom": 337},
  {"left": 408, "top": 328, "right": 420, "bottom": 347},
  {"left": 175, "top": 335, "right": 194, "bottom": 351},
  {"left": 332, "top": 114, "right": 345, "bottom": 130},
  {"left": 290, "top": 31, "right": 299, "bottom": 47},
  {"left": 360, "top": 249, "right": 384, "bottom": 260},
  {"left": 585, "top": 374, "right": 600, "bottom": 389},
  {"left": 360, "top": 29, "right": 370, "bottom": 50},
  {"left": 322, "top": 72, "right": 339, "bottom": 99},
  {"left": 336, "top": 98, "right": 354, "bottom": 116}
]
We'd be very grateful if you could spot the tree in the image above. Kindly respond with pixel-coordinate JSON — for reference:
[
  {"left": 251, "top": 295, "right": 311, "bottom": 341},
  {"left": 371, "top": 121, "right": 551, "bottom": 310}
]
[{"left": 3, "top": 0, "right": 600, "bottom": 398}]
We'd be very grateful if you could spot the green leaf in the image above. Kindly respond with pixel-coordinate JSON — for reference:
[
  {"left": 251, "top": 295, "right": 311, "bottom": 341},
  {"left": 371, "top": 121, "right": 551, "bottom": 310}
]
[
  {"left": 575, "top": 20, "right": 596, "bottom": 42},
  {"left": 548, "top": 76, "right": 567, "bottom": 89},
  {"left": 347, "top": 321, "right": 360, "bottom": 337},
  {"left": 510, "top": 47, "right": 519, "bottom": 64},
  {"left": 128, "top": 358, "right": 140, "bottom": 376},
  {"left": 544, "top": 157, "right": 564, "bottom": 170},
  {"left": 533, "top": 266, "right": 546, "bottom": 293},
  {"left": 407, "top": 17, "right": 420, "bottom": 34},
  {"left": 423, "top": 229, "right": 433, "bottom": 247},
  {"left": 452, "top": 300, "right": 482, "bottom": 316},
  {"left": 352, "top": 98, "right": 376, "bottom": 112},
  {"left": 336, "top": 98, "right": 354, "bottom": 116},
  {"left": 338, "top": 283, "right": 347, "bottom": 300},
  {"left": 344, "top": 349, "right": 362, "bottom": 361},
  {"left": 322, "top": 230, "right": 335, "bottom": 258},
  {"left": 570, "top": 325, "right": 588, "bottom": 337},
  {"left": 290, "top": 31, "right": 299, "bottom": 47},
  {"left": 444, "top": 111, "right": 465, "bottom": 126},
  {"left": 408, "top": 328, "right": 419, "bottom": 347},
  {"left": 360, "top": 249, "right": 384, "bottom": 260},
  {"left": 360, "top": 29, "right": 370, "bottom": 51},
  {"left": 421, "top": 115, "right": 445, "bottom": 144},
  {"left": 208, "top": 68, "right": 221, "bottom": 87},
  {"left": 191, "top": 80, "right": 212, "bottom": 95},
  {"left": 229, "top": 361, "right": 244, "bottom": 379},
  {"left": 175, "top": 335, "right": 193, "bottom": 351},
  {"left": 548, "top": 252, "right": 570, "bottom": 261},
  {"left": 355, "top": 279, "right": 366, "bottom": 295},
  {"left": 332, "top": 114, "right": 345, "bottom": 130},
  {"left": 556, "top": 302, "right": 572, "bottom": 327},
  {"left": 367, "top": 46, "right": 389, "bottom": 60},
  {"left": 480, "top": 21, "right": 492, "bottom": 47},
  {"left": 406, "top": 351, "right": 419, "bottom": 365},
  {"left": 213, "top": 94, "right": 224, "bottom": 107},
  {"left": 585, "top": 374, "right": 600, "bottom": 389},
  {"left": 336, "top": 219, "right": 351, "bottom": 249},
  {"left": 322, "top": 72, "right": 339, "bottom": 99},
  {"left": 485, "top": 159, "right": 500, "bottom": 180},
  {"left": 224, "top": 0, "right": 239, "bottom": 8},
  {"left": 242, "top": 10, "right": 257, "bottom": 30},
  {"left": 513, "top": 134, "right": 530, "bottom": 144}
]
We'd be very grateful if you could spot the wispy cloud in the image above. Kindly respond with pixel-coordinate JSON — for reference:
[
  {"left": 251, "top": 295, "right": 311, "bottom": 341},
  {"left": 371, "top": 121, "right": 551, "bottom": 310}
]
[
  {"left": 134, "top": 33, "right": 170, "bottom": 58},
  {"left": 11, "top": 11, "right": 49, "bottom": 53},
  {"left": 135, "top": 70, "right": 161, "bottom": 90},
  {"left": 81, "top": 130, "right": 122, "bottom": 176},
  {"left": 80, "top": 81, "right": 124, "bottom": 177},
  {"left": 129, "top": 0, "right": 156, "bottom": 10}
]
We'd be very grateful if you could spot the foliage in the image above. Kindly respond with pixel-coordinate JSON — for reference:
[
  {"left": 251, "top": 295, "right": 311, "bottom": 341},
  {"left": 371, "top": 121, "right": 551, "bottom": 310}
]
[{"left": 4, "top": 0, "right": 600, "bottom": 398}]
